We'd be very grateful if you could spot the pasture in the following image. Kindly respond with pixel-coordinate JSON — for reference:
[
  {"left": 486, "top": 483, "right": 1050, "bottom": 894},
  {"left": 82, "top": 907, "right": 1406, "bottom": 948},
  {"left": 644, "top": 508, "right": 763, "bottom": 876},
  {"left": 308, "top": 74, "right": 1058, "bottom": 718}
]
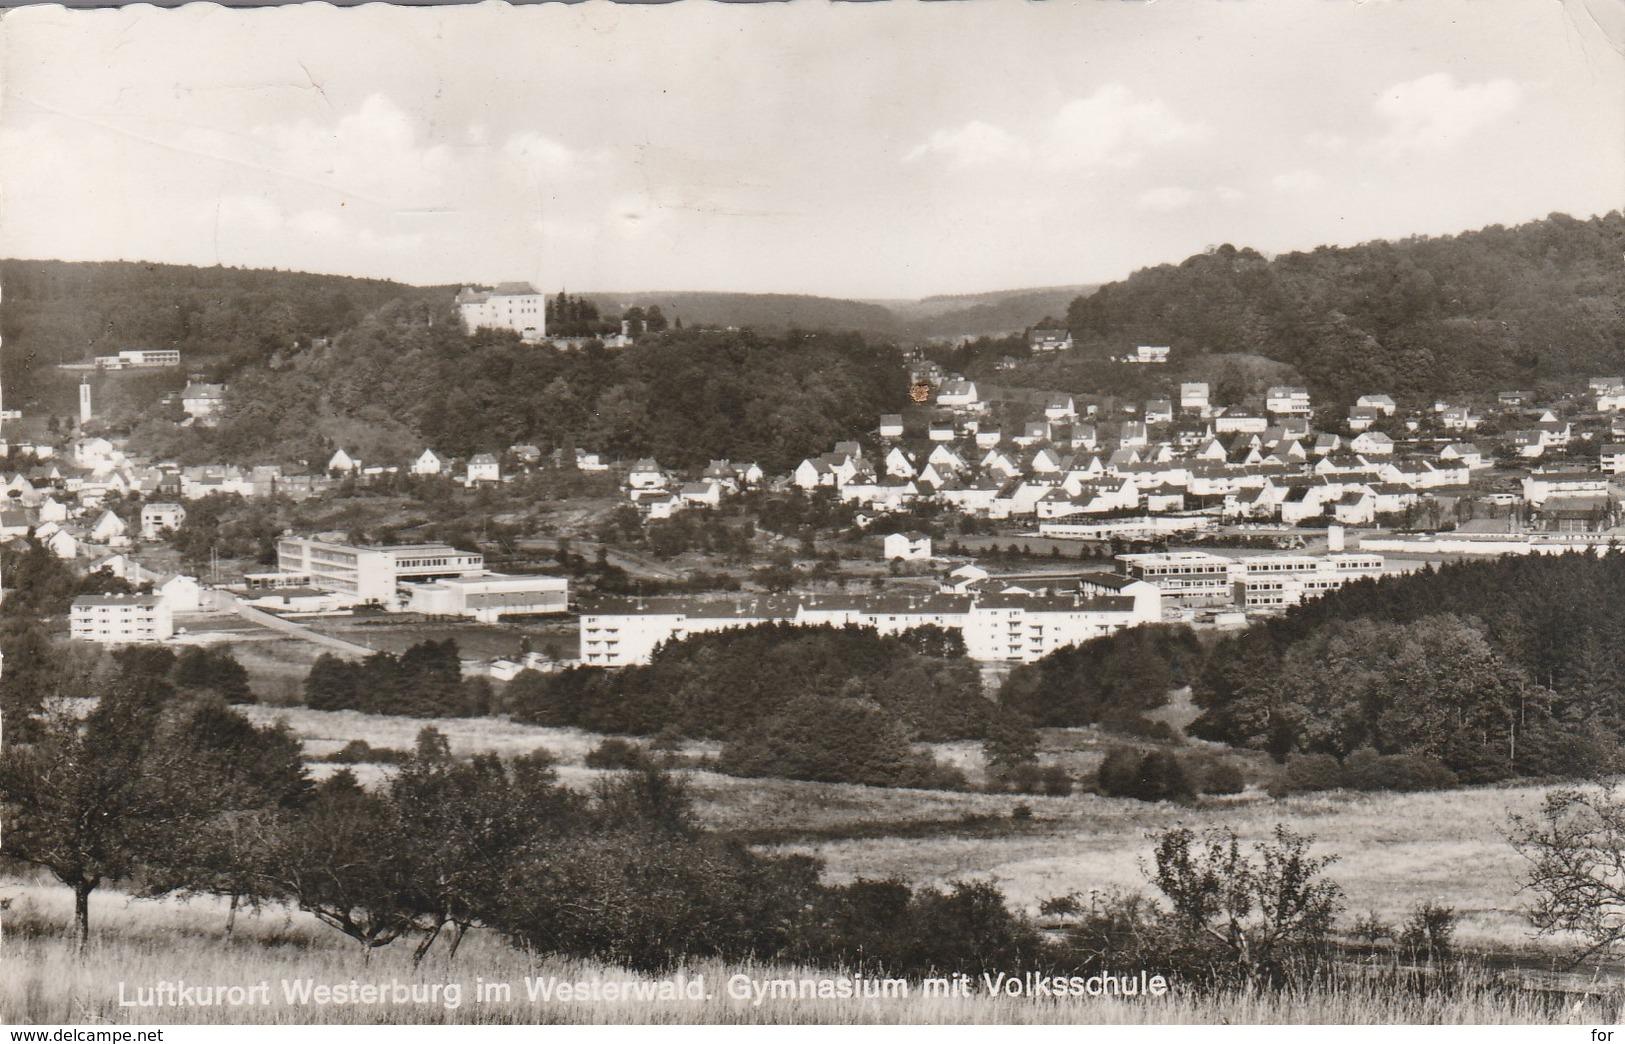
[
  {"left": 239, "top": 706, "right": 1561, "bottom": 952},
  {"left": 0, "top": 880, "right": 1597, "bottom": 1025}
]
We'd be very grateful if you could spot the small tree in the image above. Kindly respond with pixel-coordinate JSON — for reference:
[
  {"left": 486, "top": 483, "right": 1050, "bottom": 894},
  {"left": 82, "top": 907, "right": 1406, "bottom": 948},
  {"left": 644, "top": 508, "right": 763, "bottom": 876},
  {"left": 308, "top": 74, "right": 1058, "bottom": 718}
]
[
  {"left": 267, "top": 770, "right": 417, "bottom": 952},
  {"left": 983, "top": 710, "right": 1040, "bottom": 778},
  {"left": 1509, "top": 783, "right": 1625, "bottom": 965},
  {"left": 1149, "top": 825, "right": 1343, "bottom": 985}
]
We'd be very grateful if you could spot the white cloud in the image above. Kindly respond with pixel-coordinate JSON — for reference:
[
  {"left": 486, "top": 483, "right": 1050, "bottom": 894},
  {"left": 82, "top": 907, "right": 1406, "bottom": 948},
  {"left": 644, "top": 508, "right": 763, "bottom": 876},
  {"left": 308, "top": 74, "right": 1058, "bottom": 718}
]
[
  {"left": 1373, "top": 73, "right": 1523, "bottom": 156},
  {"left": 257, "top": 93, "right": 453, "bottom": 208},
  {"left": 1270, "top": 169, "right": 1324, "bottom": 192},
  {"left": 1042, "top": 84, "right": 1208, "bottom": 170},
  {"left": 906, "top": 86, "right": 1204, "bottom": 174},
  {"left": 1136, "top": 186, "right": 1197, "bottom": 211},
  {"left": 215, "top": 194, "right": 421, "bottom": 254},
  {"left": 504, "top": 130, "right": 597, "bottom": 174},
  {"left": 904, "top": 120, "right": 1030, "bottom": 168}
]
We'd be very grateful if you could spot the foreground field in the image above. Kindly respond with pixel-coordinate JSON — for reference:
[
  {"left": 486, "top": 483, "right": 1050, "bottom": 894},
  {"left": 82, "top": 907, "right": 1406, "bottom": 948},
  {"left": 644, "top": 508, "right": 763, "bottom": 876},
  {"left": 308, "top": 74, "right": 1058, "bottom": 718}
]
[
  {"left": 239, "top": 706, "right": 1564, "bottom": 952},
  {"left": 0, "top": 880, "right": 1599, "bottom": 1025}
]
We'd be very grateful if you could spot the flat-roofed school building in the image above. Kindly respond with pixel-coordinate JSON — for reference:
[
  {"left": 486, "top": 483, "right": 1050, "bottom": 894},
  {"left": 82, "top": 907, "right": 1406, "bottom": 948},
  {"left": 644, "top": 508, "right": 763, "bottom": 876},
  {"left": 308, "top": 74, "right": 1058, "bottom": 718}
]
[{"left": 275, "top": 538, "right": 485, "bottom": 604}]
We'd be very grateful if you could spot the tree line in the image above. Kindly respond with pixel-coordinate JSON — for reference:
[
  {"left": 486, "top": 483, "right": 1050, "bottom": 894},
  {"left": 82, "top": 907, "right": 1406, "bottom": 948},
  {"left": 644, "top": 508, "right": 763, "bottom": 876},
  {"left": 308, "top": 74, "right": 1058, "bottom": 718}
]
[
  {"left": 1189, "top": 552, "right": 1625, "bottom": 782},
  {"left": 501, "top": 623, "right": 984, "bottom": 789},
  {"left": 304, "top": 639, "right": 494, "bottom": 719}
]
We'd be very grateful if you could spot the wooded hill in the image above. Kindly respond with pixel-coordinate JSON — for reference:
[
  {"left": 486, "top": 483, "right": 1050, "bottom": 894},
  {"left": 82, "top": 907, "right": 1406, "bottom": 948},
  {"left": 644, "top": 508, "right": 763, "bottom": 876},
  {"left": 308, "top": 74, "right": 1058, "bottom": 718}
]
[
  {"left": 137, "top": 311, "right": 909, "bottom": 471},
  {"left": 0, "top": 260, "right": 436, "bottom": 402},
  {"left": 1059, "top": 211, "right": 1625, "bottom": 405},
  {"left": 1189, "top": 552, "right": 1625, "bottom": 783}
]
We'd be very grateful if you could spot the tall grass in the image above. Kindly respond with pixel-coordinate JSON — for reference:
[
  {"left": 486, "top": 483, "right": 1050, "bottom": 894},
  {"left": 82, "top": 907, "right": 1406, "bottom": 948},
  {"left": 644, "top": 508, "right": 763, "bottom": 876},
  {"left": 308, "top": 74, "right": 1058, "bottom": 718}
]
[{"left": 0, "top": 880, "right": 1602, "bottom": 1025}]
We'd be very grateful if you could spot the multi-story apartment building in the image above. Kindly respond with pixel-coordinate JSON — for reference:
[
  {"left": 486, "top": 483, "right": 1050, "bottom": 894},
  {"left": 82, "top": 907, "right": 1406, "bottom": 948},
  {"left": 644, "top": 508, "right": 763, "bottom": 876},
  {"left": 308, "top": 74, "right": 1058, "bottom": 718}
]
[
  {"left": 70, "top": 594, "right": 174, "bottom": 644},
  {"left": 576, "top": 586, "right": 1162, "bottom": 667}
]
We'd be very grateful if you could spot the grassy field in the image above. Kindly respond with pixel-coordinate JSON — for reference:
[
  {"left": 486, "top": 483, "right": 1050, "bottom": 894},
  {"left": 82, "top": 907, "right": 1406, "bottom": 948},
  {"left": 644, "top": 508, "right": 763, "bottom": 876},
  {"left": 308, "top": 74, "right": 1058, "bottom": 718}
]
[
  {"left": 0, "top": 878, "right": 1600, "bottom": 1025},
  {"left": 237, "top": 705, "right": 1561, "bottom": 954},
  {"left": 0, "top": 697, "right": 1606, "bottom": 1023}
]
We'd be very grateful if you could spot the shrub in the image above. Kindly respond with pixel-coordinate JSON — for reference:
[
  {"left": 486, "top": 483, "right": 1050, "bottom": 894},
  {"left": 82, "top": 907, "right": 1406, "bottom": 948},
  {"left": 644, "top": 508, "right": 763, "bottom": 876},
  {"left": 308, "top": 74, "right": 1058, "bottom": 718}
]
[
  {"left": 992, "top": 761, "right": 1072, "bottom": 796},
  {"left": 321, "top": 739, "right": 409, "bottom": 764},
  {"left": 1097, "top": 746, "right": 1143, "bottom": 797},
  {"left": 789, "top": 878, "right": 1045, "bottom": 979},
  {"left": 1342, "top": 748, "right": 1458, "bottom": 792},
  {"left": 1400, "top": 901, "right": 1456, "bottom": 962},
  {"left": 585, "top": 738, "right": 650, "bottom": 771},
  {"left": 1192, "top": 758, "right": 1246, "bottom": 796},
  {"left": 718, "top": 696, "right": 966, "bottom": 790},
  {"left": 1349, "top": 911, "right": 1395, "bottom": 945},
  {"left": 1149, "top": 825, "right": 1343, "bottom": 987},
  {"left": 1097, "top": 747, "right": 1192, "bottom": 803},
  {"left": 1278, "top": 752, "right": 1346, "bottom": 794}
]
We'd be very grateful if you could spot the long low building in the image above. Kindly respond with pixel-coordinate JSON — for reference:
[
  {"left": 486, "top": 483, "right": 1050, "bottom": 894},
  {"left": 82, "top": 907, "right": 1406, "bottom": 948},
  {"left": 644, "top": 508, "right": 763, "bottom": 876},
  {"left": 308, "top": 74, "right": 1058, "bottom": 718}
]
[
  {"left": 1117, "top": 549, "right": 1385, "bottom": 609},
  {"left": 577, "top": 585, "right": 1162, "bottom": 667},
  {"left": 406, "top": 573, "right": 569, "bottom": 622}
]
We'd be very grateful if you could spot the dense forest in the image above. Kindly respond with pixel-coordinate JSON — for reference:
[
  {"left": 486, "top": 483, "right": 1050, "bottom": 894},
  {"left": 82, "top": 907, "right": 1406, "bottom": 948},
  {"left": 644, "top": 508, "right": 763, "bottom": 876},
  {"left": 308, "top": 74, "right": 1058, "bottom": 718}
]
[
  {"left": 502, "top": 623, "right": 985, "bottom": 789},
  {"left": 184, "top": 317, "right": 908, "bottom": 470},
  {"left": 1054, "top": 212, "right": 1625, "bottom": 405},
  {"left": 1189, "top": 552, "right": 1625, "bottom": 782},
  {"left": 0, "top": 260, "right": 431, "bottom": 401}
]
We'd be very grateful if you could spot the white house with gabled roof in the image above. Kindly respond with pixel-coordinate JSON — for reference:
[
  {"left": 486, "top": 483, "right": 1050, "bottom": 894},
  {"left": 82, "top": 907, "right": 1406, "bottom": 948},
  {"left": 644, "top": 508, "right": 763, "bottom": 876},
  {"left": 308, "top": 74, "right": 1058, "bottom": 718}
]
[
  {"left": 410, "top": 449, "right": 446, "bottom": 476},
  {"left": 465, "top": 453, "right": 502, "bottom": 485}
]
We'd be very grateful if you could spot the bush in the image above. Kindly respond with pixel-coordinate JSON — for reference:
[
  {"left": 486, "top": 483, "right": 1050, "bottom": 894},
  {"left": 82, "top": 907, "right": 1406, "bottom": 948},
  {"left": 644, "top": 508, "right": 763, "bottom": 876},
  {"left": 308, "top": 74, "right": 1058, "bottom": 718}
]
[
  {"left": 1400, "top": 901, "right": 1456, "bottom": 961},
  {"left": 1342, "top": 748, "right": 1458, "bottom": 792},
  {"left": 718, "top": 696, "right": 966, "bottom": 790},
  {"left": 792, "top": 879, "right": 1046, "bottom": 978},
  {"left": 585, "top": 738, "right": 650, "bottom": 770},
  {"left": 995, "top": 762, "right": 1072, "bottom": 796},
  {"left": 1097, "top": 746, "right": 1143, "bottom": 797},
  {"left": 1277, "top": 752, "right": 1346, "bottom": 794},
  {"left": 1097, "top": 747, "right": 1192, "bottom": 803},
  {"left": 1190, "top": 757, "right": 1246, "bottom": 796},
  {"left": 321, "top": 739, "right": 408, "bottom": 764}
]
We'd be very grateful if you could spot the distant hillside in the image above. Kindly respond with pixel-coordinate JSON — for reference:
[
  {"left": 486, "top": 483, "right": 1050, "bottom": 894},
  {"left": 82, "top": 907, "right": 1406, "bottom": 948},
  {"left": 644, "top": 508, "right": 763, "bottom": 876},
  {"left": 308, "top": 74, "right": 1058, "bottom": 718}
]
[
  {"left": 883, "top": 284, "right": 1094, "bottom": 321},
  {"left": 898, "top": 286, "right": 1096, "bottom": 339},
  {"left": 577, "top": 291, "right": 901, "bottom": 336},
  {"left": 0, "top": 259, "right": 430, "bottom": 406},
  {"left": 581, "top": 285, "right": 1097, "bottom": 341},
  {"left": 1059, "top": 211, "right": 1625, "bottom": 405}
]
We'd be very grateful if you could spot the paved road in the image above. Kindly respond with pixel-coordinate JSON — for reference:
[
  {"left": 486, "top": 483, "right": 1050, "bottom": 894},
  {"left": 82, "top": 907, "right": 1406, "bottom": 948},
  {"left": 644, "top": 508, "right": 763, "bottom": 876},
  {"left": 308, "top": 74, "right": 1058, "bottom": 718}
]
[{"left": 212, "top": 589, "right": 374, "bottom": 658}]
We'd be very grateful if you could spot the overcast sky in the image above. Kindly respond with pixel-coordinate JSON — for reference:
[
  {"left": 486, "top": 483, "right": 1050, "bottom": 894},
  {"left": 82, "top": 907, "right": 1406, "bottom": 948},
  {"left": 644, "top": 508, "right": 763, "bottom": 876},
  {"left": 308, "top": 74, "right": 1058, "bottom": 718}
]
[{"left": 2, "top": 0, "right": 1621, "bottom": 300}]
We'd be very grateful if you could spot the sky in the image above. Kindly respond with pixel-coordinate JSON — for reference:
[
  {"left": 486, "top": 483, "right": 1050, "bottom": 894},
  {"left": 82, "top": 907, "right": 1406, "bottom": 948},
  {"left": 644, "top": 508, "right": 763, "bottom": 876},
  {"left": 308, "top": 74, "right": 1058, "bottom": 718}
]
[{"left": 1, "top": 0, "right": 1622, "bottom": 300}]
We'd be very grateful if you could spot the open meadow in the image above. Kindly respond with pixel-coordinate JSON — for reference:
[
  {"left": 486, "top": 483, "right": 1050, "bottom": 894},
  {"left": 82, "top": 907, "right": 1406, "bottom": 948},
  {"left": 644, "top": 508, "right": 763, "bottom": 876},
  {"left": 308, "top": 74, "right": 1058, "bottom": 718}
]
[
  {"left": 0, "top": 878, "right": 1602, "bottom": 1025},
  {"left": 239, "top": 706, "right": 1563, "bottom": 954}
]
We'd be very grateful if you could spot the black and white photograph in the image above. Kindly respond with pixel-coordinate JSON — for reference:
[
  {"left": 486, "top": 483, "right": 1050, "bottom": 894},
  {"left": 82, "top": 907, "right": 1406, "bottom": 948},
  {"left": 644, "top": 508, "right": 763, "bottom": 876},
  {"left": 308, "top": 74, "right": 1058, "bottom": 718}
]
[{"left": 1, "top": 0, "right": 1624, "bottom": 1028}]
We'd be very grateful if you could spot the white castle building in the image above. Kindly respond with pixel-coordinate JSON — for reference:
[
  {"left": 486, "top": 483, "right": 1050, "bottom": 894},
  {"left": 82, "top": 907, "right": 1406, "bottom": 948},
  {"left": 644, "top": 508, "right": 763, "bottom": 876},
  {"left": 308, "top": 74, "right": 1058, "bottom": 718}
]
[{"left": 456, "top": 283, "right": 546, "bottom": 343}]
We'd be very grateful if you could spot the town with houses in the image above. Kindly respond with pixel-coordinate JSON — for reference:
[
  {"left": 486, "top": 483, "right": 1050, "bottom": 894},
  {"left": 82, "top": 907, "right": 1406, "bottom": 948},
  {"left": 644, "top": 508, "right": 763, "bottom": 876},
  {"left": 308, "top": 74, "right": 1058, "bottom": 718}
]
[{"left": 4, "top": 279, "right": 1625, "bottom": 680}]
